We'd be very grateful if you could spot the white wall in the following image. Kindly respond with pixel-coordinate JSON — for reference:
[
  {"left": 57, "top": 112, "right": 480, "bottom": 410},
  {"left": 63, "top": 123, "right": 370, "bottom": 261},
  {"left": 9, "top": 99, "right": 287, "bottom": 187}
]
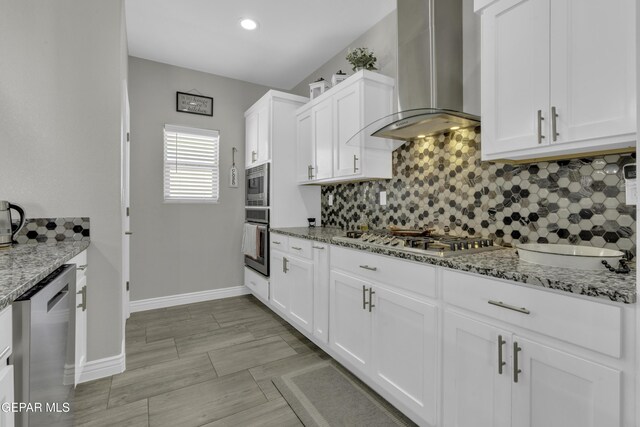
[
  {"left": 462, "top": 0, "right": 481, "bottom": 115},
  {"left": 290, "top": 10, "right": 398, "bottom": 97},
  {"left": 128, "top": 57, "right": 270, "bottom": 301},
  {"left": 0, "top": 0, "right": 126, "bottom": 361}
]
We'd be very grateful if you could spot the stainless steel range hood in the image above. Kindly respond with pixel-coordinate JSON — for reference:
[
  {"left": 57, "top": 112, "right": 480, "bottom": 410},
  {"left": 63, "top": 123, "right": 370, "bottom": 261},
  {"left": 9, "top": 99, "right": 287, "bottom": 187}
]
[{"left": 368, "top": 0, "right": 480, "bottom": 146}]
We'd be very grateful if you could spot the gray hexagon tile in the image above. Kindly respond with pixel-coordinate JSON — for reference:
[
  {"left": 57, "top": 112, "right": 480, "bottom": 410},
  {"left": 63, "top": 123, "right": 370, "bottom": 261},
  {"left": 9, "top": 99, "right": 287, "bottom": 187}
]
[
  {"left": 321, "top": 127, "right": 636, "bottom": 256},
  {"left": 14, "top": 217, "right": 90, "bottom": 244}
]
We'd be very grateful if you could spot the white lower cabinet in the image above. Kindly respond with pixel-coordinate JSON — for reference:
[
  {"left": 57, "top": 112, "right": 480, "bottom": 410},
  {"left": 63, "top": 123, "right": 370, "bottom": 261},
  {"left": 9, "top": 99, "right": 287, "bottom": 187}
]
[
  {"left": 269, "top": 250, "right": 289, "bottom": 313},
  {"left": 443, "top": 311, "right": 513, "bottom": 427},
  {"left": 286, "top": 255, "right": 314, "bottom": 334},
  {"left": 329, "top": 271, "right": 372, "bottom": 372},
  {"left": 443, "top": 311, "right": 622, "bottom": 427},
  {"left": 263, "top": 236, "right": 633, "bottom": 427},
  {"left": 69, "top": 250, "right": 88, "bottom": 386},
  {"left": 329, "top": 266, "right": 438, "bottom": 425}
]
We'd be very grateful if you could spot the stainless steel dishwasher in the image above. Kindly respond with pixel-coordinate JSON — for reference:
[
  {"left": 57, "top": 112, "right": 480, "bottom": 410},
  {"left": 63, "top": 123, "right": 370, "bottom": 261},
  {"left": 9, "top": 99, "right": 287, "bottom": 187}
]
[{"left": 13, "top": 264, "right": 76, "bottom": 427}]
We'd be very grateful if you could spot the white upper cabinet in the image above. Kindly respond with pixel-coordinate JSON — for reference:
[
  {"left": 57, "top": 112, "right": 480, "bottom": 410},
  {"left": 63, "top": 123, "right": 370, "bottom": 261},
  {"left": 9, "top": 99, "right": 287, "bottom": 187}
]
[
  {"left": 295, "top": 70, "right": 395, "bottom": 184},
  {"left": 245, "top": 99, "right": 271, "bottom": 167},
  {"left": 477, "top": 0, "right": 636, "bottom": 161}
]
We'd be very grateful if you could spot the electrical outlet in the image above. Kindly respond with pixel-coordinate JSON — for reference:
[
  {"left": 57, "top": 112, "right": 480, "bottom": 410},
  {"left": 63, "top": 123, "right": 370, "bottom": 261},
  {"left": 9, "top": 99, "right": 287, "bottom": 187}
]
[
  {"left": 379, "top": 191, "right": 387, "bottom": 206},
  {"left": 328, "top": 194, "right": 334, "bottom": 206},
  {"left": 623, "top": 164, "right": 637, "bottom": 206}
]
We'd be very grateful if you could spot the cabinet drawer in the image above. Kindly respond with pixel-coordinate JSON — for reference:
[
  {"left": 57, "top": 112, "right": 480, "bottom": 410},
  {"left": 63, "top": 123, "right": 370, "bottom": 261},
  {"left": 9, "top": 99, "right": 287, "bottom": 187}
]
[
  {"left": 270, "top": 234, "right": 288, "bottom": 250},
  {"left": 69, "top": 250, "right": 88, "bottom": 279},
  {"left": 330, "top": 246, "right": 436, "bottom": 298},
  {"left": 0, "top": 306, "right": 11, "bottom": 362},
  {"left": 287, "top": 237, "right": 312, "bottom": 259},
  {"left": 442, "top": 269, "right": 622, "bottom": 358},
  {"left": 244, "top": 267, "right": 269, "bottom": 302}
]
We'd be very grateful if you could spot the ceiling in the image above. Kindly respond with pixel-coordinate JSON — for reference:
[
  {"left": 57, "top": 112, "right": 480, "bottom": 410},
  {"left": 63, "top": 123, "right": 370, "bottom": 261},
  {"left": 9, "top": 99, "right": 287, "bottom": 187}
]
[{"left": 125, "top": 0, "right": 397, "bottom": 90}]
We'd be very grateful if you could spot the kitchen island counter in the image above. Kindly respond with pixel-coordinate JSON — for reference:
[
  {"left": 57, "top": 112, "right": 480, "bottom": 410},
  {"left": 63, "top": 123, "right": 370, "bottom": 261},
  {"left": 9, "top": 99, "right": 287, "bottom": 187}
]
[
  {"left": 271, "top": 227, "right": 636, "bottom": 304},
  {"left": 0, "top": 240, "right": 90, "bottom": 311}
]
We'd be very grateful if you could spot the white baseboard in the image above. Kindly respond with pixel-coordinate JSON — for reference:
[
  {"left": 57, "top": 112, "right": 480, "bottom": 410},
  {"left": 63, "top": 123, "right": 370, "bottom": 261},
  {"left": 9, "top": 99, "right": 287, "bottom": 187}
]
[
  {"left": 79, "top": 350, "right": 126, "bottom": 383},
  {"left": 129, "top": 285, "right": 250, "bottom": 313}
]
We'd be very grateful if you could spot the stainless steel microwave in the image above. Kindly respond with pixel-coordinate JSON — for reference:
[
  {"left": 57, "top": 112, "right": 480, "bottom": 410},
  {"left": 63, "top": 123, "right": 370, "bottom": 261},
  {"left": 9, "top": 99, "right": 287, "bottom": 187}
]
[{"left": 246, "top": 163, "right": 269, "bottom": 207}]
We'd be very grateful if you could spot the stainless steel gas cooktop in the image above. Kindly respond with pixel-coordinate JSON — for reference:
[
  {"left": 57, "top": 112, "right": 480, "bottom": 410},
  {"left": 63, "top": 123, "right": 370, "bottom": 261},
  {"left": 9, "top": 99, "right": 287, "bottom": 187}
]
[{"left": 332, "top": 231, "right": 504, "bottom": 258}]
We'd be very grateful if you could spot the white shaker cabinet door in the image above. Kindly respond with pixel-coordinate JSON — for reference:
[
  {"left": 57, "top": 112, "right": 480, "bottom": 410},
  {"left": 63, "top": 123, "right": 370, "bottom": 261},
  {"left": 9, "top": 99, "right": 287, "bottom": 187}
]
[
  {"left": 443, "top": 311, "right": 511, "bottom": 427},
  {"left": 245, "top": 111, "right": 259, "bottom": 167},
  {"left": 333, "top": 83, "right": 363, "bottom": 179},
  {"left": 549, "top": 0, "right": 636, "bottom": 147},
  {"left": 269, "top": 251, "right": 289, "bottom": 314},
  {"left": 329, "top": 270, "right": 372, "bottom": 373},
  {"left": 511, "top": 337, "right": 621, "bottom": 427},
  {"left": 312, "top": 243, "right": 330, "bottom": 344},
  {"left": 75, "top": 274, "right": 87, "bottom": 386},
  {"left": 286, "top": 255, "right": 314, "bottom": 334},
  {"left": 370, "top": 285, "right": 438, "bottom": 426},
  {"left": 481, "top": 0, "right": 550, "bottom": 156},
  {"left": 256, "top": 104, "right": 270, "bottom": 164},
  {"left": 295, "top": 108, "right": 314, "bottom": 183},
  {"left": 311, "top": 101, "right": 333, "bottom": 180}
]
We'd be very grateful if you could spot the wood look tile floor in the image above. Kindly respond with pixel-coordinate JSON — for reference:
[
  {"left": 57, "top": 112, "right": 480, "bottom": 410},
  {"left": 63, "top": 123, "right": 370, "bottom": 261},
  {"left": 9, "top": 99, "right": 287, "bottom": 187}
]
[{"left": 73, "top": 295, "right": 330, "bottom": 427}]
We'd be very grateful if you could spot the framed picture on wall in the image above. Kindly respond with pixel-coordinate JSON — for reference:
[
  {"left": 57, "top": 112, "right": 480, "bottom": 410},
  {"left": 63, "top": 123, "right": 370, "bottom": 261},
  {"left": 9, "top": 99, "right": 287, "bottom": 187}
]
[{"left": 176, "top": 92, "right": 214, "bottom": 116}]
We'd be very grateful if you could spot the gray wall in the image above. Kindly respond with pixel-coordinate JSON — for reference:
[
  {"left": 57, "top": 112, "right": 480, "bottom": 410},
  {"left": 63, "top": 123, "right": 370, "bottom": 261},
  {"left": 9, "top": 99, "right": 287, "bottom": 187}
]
[
  {"left": 462, "top": 0, "right": 481, "bottom": 115},
  {"left": 128, "top": 57, "right": 270, "bottom": 301},
  {"left": 0, "top": 0, "right": 126, "bottom": 361},
  {"left": 290, "top": 10, "right": 398, "bottom": 97}
]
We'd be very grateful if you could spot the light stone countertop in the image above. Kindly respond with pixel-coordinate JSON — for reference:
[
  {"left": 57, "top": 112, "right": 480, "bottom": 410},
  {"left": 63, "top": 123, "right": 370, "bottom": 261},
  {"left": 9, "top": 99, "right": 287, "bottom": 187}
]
[
  {"left": 0, "top": 241, "right": 90, "bottom": 311},
  {"left": 271, "top": 227, "right": 636, "bottom": 304}
]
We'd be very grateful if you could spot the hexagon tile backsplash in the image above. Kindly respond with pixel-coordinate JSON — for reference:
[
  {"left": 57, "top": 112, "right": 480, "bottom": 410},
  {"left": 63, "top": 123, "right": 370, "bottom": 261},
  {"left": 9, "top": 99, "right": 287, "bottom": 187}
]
[
  {"left": 14, "top": 218, "right": 90, "bottom": 244},
  {"left": 321, "top": 127, "right": 636, "bottom": 255}
]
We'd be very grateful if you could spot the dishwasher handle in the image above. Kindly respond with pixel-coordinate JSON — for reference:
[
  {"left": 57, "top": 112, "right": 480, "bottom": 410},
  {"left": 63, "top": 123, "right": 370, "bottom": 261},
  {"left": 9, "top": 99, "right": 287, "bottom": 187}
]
[{"left": 47, "top": 285, "right": 69, "bottom": 312}]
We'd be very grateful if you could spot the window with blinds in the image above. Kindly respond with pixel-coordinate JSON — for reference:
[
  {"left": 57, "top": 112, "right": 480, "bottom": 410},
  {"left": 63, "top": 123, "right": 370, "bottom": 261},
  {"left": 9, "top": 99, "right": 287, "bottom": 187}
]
[{"left": 163, "top": 124, "right": 220, "bottom": 202}]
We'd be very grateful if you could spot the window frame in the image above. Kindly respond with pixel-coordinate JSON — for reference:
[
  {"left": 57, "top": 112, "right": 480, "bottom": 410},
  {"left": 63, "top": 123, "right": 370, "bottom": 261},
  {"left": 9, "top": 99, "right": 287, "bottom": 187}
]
[{"left": 163, "top": 124, "right": 220, "bottom": 204}]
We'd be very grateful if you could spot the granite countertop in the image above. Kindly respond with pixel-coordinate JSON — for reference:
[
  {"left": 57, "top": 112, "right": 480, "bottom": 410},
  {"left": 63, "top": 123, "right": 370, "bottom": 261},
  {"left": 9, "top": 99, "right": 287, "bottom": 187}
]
[
  {"left": 0, "top": 241, "right": 90, "bottom": 311},
  {"left": 271, "top": 227, "right": 636, "bottom": 304}
]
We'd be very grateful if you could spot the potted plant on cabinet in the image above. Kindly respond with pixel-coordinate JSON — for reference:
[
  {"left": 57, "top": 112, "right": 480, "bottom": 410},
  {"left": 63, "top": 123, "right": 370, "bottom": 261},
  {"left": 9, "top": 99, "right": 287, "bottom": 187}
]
[{"left": 346, "top": 47, "right": 378, "bottom": 72}]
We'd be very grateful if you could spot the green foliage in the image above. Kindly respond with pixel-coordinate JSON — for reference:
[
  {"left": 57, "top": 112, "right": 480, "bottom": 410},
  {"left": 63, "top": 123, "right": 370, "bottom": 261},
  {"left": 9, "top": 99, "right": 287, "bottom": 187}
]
[{"left": 345, "top": 47, "right": 378, "bottom": 71}]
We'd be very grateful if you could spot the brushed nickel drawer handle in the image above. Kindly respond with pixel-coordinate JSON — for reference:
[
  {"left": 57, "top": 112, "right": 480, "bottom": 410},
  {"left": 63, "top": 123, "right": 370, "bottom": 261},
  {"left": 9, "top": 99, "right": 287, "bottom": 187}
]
[
  {"left": 359, "top": 265, "right": 377, "bottom": 271},
  {"left": 312, "top": 246, "right": 325, "bottom": 250},
  {"left": 488, "top": 300, "right": 530, "bottom": 315},
  {"left": 77, "top": 265, "right": 87, "bottom": 271},
  {"left": 283, "top": 257, "right": 289, "bottom": 273},
  {"left": 125, "top": 231, "right": 133, "bottom": 235},
  {"left": 368, "top": 287, "right": 375, "bottom": 312},
  {"left": 272, "top": 241, "right": 281, "bottom": 245},
  {"left": 551, "top": 106, "right": 559, "bottom": 141},
  {"left": 291, "top": 246, "right": 303, "bottom": 251}
]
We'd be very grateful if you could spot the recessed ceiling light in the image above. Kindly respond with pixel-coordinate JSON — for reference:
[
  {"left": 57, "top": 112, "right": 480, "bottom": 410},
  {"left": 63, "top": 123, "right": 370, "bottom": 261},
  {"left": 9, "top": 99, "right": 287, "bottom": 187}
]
[{"left": 240, "top": 18, "right": 258, "bottom": 31}]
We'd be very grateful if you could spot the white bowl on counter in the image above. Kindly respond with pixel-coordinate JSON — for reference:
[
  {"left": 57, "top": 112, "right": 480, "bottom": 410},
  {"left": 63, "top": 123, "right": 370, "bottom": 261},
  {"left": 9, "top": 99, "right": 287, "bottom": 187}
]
[{"left": 516, "top": 243, "right": 624, "bottom": 270}]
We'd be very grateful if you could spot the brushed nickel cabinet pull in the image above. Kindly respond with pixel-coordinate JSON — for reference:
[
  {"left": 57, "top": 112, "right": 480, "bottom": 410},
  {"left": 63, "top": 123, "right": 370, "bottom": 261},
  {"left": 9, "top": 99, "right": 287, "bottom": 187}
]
[
  {"left": 362, "top": 285, "right": 368, "bottom": 310},
  {"left": 77, "top": 265, "right": 88, "bottom": 271},
  {"left": 283, "top": 257, "right": 289, "bottom": 273},
  {"left": 488, "top": 300, "right": 530, "bottom": 315},
  {"left": 359, "top": 265, "right": 377, "bottom": 271},
  {"left": 308, "top": 165, "right": 315, "bottom": 180},
  {"left": 551, "top": 106, "right": 559, "bottom": 141},
  {"left": 513, "top": 341, "right": 522, "bottom": 383},
  {"left": 252, "top": 151, "right": 257, "bottom": 162},
  {"left": 125, "top": 231, "right": 133, "bottom": 235},
  {"left": 368, "top": 288, "right": 375, "bottom": 312},
  {"left": 76, "top": 286, "right": 87, "bottom": 311},
  {"left": 498, "top": 335, "right": 506, "bottom": 375},
  {"left": 291, "top": 246, "right": 302, "bottom": 251},
  {"left": 537, "top": 110, "right": 545, "bottom": 144},
  {"left": 272, "top": 241, "right": 281, "bottom": 245},
  {"left": 353, "top": 154, "right": 359, "bottom": 173},
  {"left": 312, "top": 246, "right": 325, "bottom": 250}
]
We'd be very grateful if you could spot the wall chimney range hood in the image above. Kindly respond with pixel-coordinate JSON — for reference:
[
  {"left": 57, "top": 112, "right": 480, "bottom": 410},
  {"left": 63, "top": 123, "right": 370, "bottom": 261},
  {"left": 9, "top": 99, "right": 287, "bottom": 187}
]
[{"left": 353, "top": 0, "right": 480, "bottom": 149}]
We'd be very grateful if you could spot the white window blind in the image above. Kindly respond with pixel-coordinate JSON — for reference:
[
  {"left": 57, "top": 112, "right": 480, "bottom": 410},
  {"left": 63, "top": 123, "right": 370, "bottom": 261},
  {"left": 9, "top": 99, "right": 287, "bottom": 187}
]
[{"left": 163, "top": 124, "right": 220, "bottom": 202}]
